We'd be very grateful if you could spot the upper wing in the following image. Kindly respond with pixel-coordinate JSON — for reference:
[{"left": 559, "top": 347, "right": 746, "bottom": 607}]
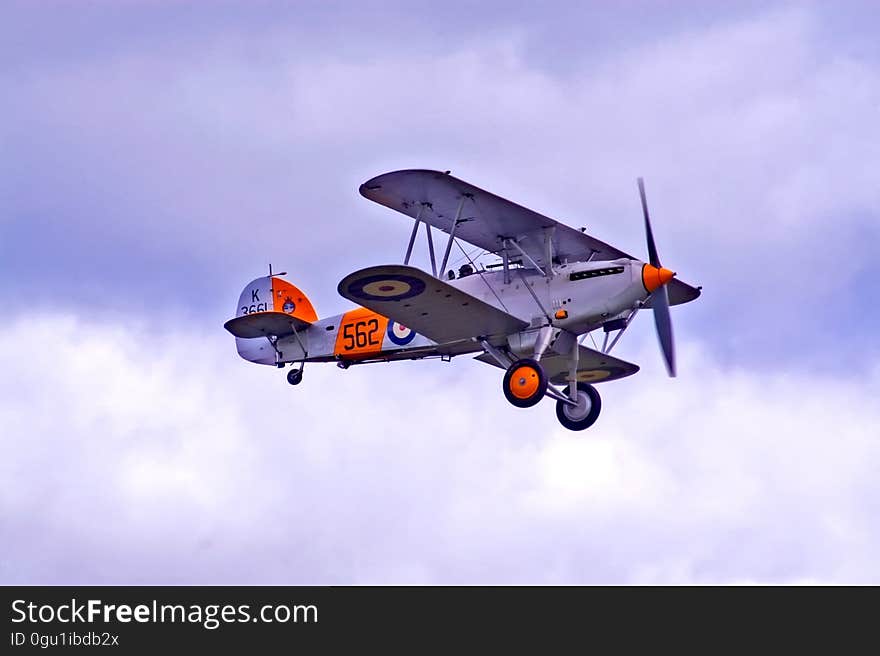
[
  {"left": 337, "top": 264, "right": 527, "bottom": 344},
  {"left": 360, "top": 169, "right": 700, "bottom": 306},
  {"left": 360, "top": 169, "right": 623, "bottom": 265},
  {"left": 474, "top": 344, "right": 640, "bottom": 385}
]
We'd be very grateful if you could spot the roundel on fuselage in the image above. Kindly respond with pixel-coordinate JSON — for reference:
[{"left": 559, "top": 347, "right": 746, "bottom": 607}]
[{"left": 387, "top": 321, "right": 416, "bottom": 346}]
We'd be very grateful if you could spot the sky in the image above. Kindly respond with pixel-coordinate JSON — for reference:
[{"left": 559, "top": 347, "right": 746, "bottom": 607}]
[{"left": 1, "top": 0, "right": 879, "bottom": 584}]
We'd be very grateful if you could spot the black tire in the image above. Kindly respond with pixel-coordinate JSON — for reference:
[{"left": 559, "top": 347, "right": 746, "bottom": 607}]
[
  {"left": 555, "top": 382, "right": 601, "bottom": 431},
  {"left": 287, "top": 368, "right": 303, "bottom": 386},
  {"left": 502, "top": 358, "right": 548, "bottom": 408}
]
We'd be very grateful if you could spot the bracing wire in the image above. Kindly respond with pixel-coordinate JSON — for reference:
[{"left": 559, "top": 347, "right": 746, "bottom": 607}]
[{"left": 453, "top": 239, "right": 509, "bottom": 312}]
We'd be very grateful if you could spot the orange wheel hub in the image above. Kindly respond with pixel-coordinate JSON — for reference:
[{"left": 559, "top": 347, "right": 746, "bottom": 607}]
[{"left": 509, "top": 365, "right": 540, "bottom": 399}]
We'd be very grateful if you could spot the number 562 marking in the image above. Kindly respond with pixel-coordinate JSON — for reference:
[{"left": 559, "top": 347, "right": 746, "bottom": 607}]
[{"left": 342, "top": 319, "right": 380, "bottom": 350}]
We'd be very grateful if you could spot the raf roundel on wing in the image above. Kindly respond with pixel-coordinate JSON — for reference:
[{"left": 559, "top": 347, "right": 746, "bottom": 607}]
[{"left": 347, "top": 273, "right": 426, "bottom": 301}]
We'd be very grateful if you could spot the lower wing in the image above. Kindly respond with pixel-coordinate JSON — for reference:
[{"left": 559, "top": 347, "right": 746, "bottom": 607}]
[
  {"left": 337, "top": 264, "right": 528, "bottom": 345},
  {"left": 474, "top": 344, "right": 639, "bottom": 384}
]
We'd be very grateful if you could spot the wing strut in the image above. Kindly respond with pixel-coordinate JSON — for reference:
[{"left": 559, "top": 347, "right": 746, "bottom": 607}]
[
  {"left": 543, "top": 226, "right": 555, "bottom": 279},
  {"left": 438, "top": 196, "right": 466, "bottom": 277},
  {"left": 504, "top": 238, "right": 545, "bottom": 277},
  {"left": 403, "top": 203, "right": 425, "bottom": 265},
  {"left": 426, "top": 222, "right": 437, "bottom": 277},
  {"left": 403, "top": 201, "right": 444, "bottom": 278}
]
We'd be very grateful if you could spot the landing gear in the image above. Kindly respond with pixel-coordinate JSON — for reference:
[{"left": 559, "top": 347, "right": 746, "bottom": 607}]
[
  {"left": 502, "top": 358, "right": 548, "bottom": 408},
  {"left": 287, "top": 367, "right": 303, "bottom": 385},
  {"left": 555, "top": 382, "right": 601, "bottom": 431}
]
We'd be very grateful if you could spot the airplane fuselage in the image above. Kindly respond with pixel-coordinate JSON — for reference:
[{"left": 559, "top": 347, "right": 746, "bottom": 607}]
[{"left": 235, "top": 259, "right": 653, "bottom": 367}]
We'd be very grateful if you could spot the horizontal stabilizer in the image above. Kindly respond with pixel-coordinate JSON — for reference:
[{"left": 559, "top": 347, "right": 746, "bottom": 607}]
[{"left": 224, "top": 312, "right": 312, "bottom": 339}]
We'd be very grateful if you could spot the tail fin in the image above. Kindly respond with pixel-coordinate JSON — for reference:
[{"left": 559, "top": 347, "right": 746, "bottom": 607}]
[{"left": 224, "top": 275, "right": 318, "bottom": 365}]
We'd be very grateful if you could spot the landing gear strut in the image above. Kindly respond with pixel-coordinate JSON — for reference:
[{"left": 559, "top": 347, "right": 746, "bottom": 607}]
[
  {"left": 555, "top": 382, "right": 601, "bottom": 431},
  {"left": 287, "top": 367, "right": 303, "bottom": 385},
  {"left": 502, "top": 358, "right": 548, "bottom": 408}
]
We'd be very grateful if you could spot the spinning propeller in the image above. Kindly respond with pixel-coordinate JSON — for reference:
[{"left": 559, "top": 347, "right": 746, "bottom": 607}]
[{"left": 637, "top": 178, "right": 676, "bottom": 377}]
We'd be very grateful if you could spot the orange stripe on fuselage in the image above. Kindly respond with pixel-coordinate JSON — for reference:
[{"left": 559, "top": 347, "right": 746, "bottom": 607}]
[{"left": 333, "top": 307, "right": 389, "bottom": 360}]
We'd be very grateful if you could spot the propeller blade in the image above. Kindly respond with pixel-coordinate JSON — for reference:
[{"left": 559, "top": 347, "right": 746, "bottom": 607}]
[
  {"left": 639, "top": 177, "right": 676, "bottom": 375},
  {"left": 651, "top": 285, "right": 676, "bottom": 377},
  {"left": 637, "top": 177, "right": 661, "bottom": 268}
]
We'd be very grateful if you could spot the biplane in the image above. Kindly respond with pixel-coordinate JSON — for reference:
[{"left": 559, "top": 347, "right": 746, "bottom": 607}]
[{"left": 224, "top": 170, "right": 700, "bottom": 431}]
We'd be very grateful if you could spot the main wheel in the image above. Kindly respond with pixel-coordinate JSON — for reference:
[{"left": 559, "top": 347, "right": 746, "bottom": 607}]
[
  {"left": 555, "top": 382, "right": 601, "bottom": 431},
  {"left": 503, "top": 358, "right": 548, "bottom": 408},
  {"left": 287, "top": 368, "right": 303, "bottom": 385}
]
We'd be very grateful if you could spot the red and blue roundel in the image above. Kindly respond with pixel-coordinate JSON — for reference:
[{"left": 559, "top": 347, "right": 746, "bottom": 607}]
[{"left": 387, "top": 321, "right": 416, "bottom": 346}]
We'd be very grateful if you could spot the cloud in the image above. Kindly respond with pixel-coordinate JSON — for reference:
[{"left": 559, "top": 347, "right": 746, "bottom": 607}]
[
  {"left": 3, "top": 3, "right": 880, "bottom": 585},
  {"left": 1, "top": 313, "right": 878, "bottom": 583}
]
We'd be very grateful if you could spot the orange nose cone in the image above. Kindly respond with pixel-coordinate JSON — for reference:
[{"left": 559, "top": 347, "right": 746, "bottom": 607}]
[{"left": 642, "top": 264, "right": 676, "bottom": 292}]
